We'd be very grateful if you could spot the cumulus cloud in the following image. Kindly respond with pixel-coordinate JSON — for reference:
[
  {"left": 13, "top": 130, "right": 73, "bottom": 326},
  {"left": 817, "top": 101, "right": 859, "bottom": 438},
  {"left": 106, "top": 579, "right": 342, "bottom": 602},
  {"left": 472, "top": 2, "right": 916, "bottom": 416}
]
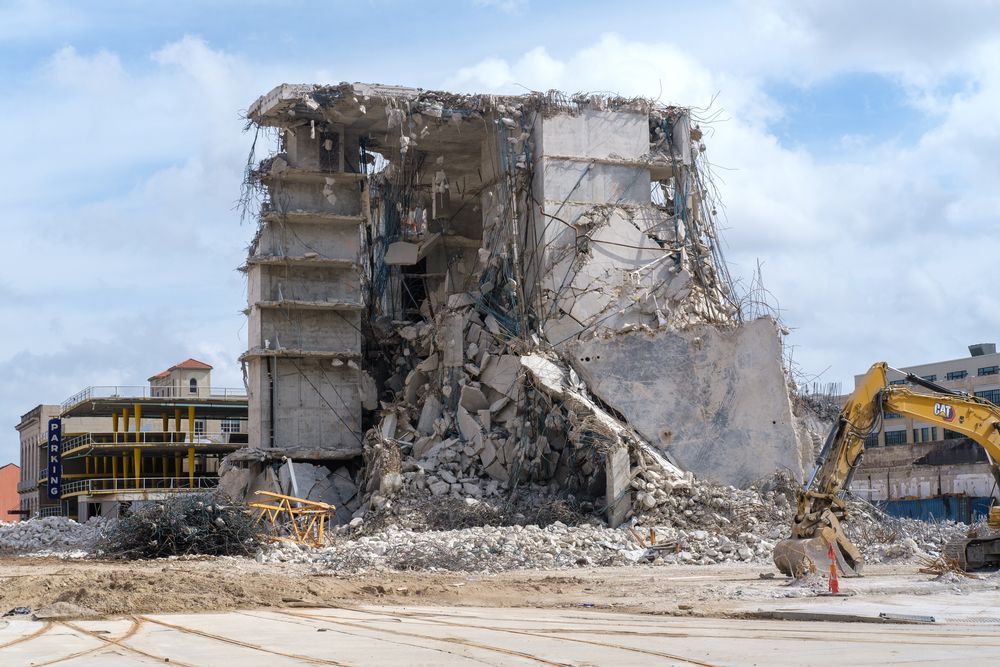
[
  {"left": 0, "top": 37, "right": 271, "bottom": 461},
  {"left": 442, "top": 25, "right": 1000, "bottom": 392}
]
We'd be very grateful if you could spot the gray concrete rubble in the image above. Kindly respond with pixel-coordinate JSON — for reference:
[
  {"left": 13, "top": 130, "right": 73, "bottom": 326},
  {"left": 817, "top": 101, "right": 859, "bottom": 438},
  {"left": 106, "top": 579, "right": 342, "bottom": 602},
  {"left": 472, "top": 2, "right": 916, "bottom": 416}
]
[
  {"left": 232, "top": 81, "right": 826, "bottom": 531},
  {"left": 0, "top": 517, "right": 105, "bottom": 556},
  {"left": 264, "top": 492, "right": 969, "bottom": 573}
]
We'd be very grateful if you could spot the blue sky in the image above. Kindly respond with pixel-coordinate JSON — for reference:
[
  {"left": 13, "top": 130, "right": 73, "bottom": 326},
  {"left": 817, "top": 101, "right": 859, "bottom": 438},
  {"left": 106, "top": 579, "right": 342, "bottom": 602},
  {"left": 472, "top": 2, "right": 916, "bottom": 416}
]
[{"left": 2, "top": 0, "right": 1000, "bottom": 463}]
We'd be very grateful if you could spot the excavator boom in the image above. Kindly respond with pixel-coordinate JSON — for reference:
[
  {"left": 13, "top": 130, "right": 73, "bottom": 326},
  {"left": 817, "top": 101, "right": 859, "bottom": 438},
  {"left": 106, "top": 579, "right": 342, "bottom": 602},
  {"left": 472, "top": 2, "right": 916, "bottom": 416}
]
[{"left": 774, "top": 362, "right": 1000, "bottom": 577}]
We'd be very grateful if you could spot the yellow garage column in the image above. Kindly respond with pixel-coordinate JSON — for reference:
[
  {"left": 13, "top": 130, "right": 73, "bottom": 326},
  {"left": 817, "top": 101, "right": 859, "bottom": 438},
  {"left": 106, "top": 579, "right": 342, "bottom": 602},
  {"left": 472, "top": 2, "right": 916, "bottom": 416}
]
[
  {"left": 162, "top": 413, "right": 169, "bottom": 441},
  {"left": 175, "top": 456, "right": 181, "bottom": 479},
  {"left": 187, "top": 406, "right": 195, "bottom": 486},
  {"left": 134, "top": 404, "right": 142, "bottom": 444},
  {"left": 112, "top": 457, "right": 118, "bottom": 487},
  {"left": 174, "top": 408, "right": 181, "bottom": 443},
  {"left": 123, "top": 456, "right": 130, "bottom": 489},
  {"left": 112, "top": 412, "right": 119, "bottom": 444},
  {"left": 133, "top": 448, "right": 140, "bottom": 488},
  {"left": 121, "top": 408, "right": 129, "bottom": 445}
]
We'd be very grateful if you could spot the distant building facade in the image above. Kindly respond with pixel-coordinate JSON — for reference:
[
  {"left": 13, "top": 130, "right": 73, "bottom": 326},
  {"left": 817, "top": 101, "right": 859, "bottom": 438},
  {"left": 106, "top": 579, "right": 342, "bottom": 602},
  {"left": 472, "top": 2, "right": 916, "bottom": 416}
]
[
  {"left": 16, "top": 359, "right": 248, "bottom": 520},
  {"left": 850, "top": 343, "right": 1000, "bottom": 522},
  {"left": 0, "top": 463, "right": 20, "bottom": 522},
  {"left": 16, "top": 405, "right": 104, "bottom": 518}
]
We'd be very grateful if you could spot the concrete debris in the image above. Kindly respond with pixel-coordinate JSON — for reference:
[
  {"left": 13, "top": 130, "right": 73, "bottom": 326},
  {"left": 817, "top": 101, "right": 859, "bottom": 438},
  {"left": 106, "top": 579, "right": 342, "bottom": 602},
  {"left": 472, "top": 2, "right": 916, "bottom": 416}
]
[
  {"left": 0, "top": 517, "right": 105, "bottom": 557},
  {"left": 258, "top": 489, "right": 969, "bottom": 573},
  {"left": 357, "top": 301, "right": 666, "bottom": 527}
]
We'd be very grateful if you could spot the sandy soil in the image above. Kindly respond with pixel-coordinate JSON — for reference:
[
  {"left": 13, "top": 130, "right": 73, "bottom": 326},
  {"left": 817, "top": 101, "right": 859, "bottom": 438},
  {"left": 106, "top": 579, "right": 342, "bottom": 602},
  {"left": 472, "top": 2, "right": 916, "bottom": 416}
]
[{"left": 1, "top": 556, "right": 994, "bottom": 620}]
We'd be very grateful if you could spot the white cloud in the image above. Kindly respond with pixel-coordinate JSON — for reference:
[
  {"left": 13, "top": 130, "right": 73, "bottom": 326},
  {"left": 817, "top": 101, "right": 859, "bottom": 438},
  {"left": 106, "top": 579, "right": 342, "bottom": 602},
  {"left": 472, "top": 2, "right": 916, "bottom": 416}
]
[
  {"left": 442, "top": 28, "right": 1000, "bottom": 390},
  {"left": 0, "top": 37, "right": 274, "bottom": 461},
  {"left": 44, "top": 45, "right": 124, "bottom": 90}
]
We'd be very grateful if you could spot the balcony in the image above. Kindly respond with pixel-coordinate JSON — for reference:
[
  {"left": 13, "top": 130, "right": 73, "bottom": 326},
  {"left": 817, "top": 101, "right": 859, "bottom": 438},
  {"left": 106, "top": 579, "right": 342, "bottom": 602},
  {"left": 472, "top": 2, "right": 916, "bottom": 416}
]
[
  {"left": 61, "top": 385, "right": 247, "bottom": 412},
  {"left": 38, "top": 506, "right": 65, "bottom": 518},
  {"left": 61, "top": 431, "right": 248, "bottom": 457},
  {"left": 61, "top": 476, "right": 219, "bottom": 497}
]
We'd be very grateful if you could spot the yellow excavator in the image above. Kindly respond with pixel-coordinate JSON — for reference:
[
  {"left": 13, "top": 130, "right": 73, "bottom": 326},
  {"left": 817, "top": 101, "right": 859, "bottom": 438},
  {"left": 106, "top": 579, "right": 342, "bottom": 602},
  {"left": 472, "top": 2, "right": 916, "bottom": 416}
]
[{"left": 774, "top": 362, "right": 1000, "bottom": 576}]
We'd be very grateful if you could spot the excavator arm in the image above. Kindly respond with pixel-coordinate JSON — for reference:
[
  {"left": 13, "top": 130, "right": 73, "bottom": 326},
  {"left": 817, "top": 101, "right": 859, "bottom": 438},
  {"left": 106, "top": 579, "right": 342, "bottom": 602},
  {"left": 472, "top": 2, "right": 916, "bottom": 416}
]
[{"left": 774, "top": 362, "right": 1000, "bottom": 577}]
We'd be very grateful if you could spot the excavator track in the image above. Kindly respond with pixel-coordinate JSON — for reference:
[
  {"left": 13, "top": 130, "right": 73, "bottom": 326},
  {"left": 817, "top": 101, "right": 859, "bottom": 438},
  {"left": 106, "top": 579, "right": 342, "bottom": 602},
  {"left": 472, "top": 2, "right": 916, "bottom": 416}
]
[
  {"left": 942, "top": 539, "right": 968, "bottom": 570},
  {"left": 945, "top": 534, "right": 1000, "bottom": 571}
]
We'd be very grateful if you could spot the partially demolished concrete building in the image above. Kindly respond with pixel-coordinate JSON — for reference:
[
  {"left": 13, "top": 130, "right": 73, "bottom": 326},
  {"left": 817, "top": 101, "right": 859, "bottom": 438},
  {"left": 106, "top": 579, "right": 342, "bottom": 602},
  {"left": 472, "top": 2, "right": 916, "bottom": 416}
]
[{"left": 226, "top": 82, "right": 812, "bottom": 526}]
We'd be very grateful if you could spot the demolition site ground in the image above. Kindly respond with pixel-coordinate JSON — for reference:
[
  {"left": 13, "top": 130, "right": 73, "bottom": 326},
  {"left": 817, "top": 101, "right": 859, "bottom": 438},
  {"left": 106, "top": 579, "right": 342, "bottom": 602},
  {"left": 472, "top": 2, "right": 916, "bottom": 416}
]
[{"left": 2, "top": 556, "right": 997, "bottom": 620}]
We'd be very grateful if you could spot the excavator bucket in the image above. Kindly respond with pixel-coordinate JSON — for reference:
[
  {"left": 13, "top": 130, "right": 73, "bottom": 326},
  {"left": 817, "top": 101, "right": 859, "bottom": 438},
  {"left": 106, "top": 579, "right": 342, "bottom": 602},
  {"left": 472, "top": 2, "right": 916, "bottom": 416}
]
[{"left": 773, "top": 537, "right": 863, "bottom": 578}]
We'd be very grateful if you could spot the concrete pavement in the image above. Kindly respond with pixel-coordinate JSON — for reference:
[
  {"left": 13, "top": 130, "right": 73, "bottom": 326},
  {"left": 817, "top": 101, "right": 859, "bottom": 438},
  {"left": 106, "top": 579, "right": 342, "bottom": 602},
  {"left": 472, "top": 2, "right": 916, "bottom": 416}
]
[{"left": 1, "top": 604, "right": 998, "bottom": 665}]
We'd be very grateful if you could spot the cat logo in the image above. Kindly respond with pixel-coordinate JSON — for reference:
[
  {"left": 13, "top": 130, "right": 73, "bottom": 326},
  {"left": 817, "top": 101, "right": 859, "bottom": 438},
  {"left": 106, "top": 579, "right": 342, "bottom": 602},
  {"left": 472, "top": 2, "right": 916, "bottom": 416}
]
[{"left": 933, "top": 403, "right": 956, "bottom": 422}]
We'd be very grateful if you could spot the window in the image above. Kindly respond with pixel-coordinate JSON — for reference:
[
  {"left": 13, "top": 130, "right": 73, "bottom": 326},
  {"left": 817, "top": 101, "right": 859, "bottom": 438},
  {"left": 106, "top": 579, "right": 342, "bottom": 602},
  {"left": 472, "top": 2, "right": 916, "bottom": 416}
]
[
  {"left": 943, "top": 428, "right": 964, "bottom": 439},
  {"left": 883, "top": 411, "right": 903, "bottom": 419},
  {"left": 189, "top": 378, "right": 198, "bottom": 394},
  {"left": 864, "top": 432, "right": 880, "bottom": 448},
  {"left": 975, "top": 389, "right": 1000, "bottom": 405},
  {"left": 946, "top": 370, "right": 968, "bottom": 381},
  {"left": 884, "top": 430, "right": 907, "bottom": 445},
  {"left": 194, "top": 419, "right": 206, "bottom": 436},
  {"left": 221, "top": 418, "right": 240, "bottom": 434},
  {"left": 921, "top": 374, "right": 937, "bottom": 382},
  {"left": 889, "top": 379, "right": 907, "bottom": 386},
  {"left": 977, "top": 366, "right": 999, "bottom": 377}
]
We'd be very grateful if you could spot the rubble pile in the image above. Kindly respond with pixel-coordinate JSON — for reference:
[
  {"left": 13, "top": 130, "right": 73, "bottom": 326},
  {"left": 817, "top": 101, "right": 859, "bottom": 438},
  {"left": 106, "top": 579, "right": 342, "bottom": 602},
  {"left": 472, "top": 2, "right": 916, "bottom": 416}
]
[
  {"left": 260, "top": 485, "right": 969, "bottom": 574},
  {"left": 843, "top": 501, "right": 967, "bottom": 564},
  {"left": 0, "top": 517, "right": 104, "bottom": 556},
  {"left": 263, "top": 523, "right": 641, "bottom": 572},
  {"left": 360, "top": 306, "right": 638, "bottom": 522}
]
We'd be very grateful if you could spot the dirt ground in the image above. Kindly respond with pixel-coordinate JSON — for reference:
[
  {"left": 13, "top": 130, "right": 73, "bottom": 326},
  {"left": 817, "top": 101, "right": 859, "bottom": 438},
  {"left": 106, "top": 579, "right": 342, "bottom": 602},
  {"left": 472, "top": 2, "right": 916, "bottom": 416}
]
[{"left": 1, "top": 556, "right": 994, "bottom": 620}]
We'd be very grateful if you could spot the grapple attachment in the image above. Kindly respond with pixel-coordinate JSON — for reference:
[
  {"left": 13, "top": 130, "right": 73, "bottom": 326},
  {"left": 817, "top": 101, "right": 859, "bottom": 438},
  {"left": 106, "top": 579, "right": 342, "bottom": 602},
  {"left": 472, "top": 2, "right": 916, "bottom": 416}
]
[
  {"left": 773, "top": 536, "right": 863, "bottom": 577},
  {"left": 774, "top": 491, "right": 864, "bottom": 578}
]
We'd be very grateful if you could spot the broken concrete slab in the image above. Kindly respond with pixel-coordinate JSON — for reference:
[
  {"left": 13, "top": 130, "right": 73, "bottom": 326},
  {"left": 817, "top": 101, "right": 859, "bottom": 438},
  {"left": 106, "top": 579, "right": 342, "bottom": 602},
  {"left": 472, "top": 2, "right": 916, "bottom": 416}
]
[
  {"left": 605, "top": 444, "right": 632, "bottom": 528},
  {"left": 480, "top": 437, "right": 497, "bottom": 468},
  {"left": 417, "top": 396, "right": 442, "bottom": 435},
  {"left": 457, "top": 406, "right": 481, "bottom": 442},
  {"left": 384, "top": 233, "right": 441, "bottom": 265},
  {"left": 568, "top": 317, "right": 803, "bottom": 487},
  {"left": 480, "top": 355, "right": 523, "bottom": 399},
  {"left": 459, "top": 384, "right": 489, "bottom": 412},
  {"left": 441, "top": 314, "right": 465, "bottom": 367}
]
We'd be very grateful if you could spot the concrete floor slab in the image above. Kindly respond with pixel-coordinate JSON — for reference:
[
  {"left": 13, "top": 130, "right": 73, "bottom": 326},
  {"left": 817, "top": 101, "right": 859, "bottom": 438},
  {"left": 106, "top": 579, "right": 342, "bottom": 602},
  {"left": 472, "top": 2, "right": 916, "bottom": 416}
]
[{"left": 2, "top": 604, "right": 1000, "bottom": 666}]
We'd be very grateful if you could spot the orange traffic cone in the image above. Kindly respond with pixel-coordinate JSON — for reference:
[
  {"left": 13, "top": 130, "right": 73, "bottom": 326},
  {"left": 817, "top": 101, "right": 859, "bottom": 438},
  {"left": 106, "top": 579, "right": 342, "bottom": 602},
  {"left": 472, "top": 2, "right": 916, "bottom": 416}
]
[{"left": 827, "top": 543, "right": 840, "bottom": 594}]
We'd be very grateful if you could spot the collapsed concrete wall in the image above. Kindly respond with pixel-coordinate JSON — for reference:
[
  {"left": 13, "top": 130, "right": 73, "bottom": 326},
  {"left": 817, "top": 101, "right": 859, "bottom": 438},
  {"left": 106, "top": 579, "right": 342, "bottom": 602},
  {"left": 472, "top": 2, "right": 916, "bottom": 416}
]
[{"left": 568, "top": 317, "right": 804, "bottom": 487}]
